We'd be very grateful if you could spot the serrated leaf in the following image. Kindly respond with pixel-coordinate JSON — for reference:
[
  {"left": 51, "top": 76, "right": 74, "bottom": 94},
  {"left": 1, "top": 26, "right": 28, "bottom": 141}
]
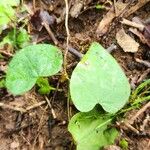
[
  {"left": 6, "top": 44, "right": 63, "bottom": 95},
  {"left": 70, "top": 42, "right": 130, "bottom": 113},
  {"left": 68, "top": 109, "right": 118, "bottom": 150}
]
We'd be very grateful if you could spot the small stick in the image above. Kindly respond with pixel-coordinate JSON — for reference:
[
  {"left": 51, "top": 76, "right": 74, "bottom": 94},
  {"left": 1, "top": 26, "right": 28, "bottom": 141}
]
[
  {"left": 42, "top": 22, "right": 58, "bottom": 45},
  {"left": 106, "top": 44, "right": 117, "bottom": 53},
  {"left": 63, "top": 0, "right": 70, "bottom": 76},
  {"left": 45, "top": 96, "right": 57, "bottom": 119},
  {"left": 135, "top": 58, "right": 150, "bottom": 68},
  {"left": 123, "top": 121, "right": 140, "bottom": 134},
  {"left": 26, "top": 101, "right": 46, "bottom": 111},
  {"left": 0, "top": 101, "right": 47, "bottom": 113},
  {"left": 67, "top": 44, "right": 116, "bottom": 59},
  {"left": 130, "top": 101, "right": 150, "bottom": 124},
  {"left": 0, "top": 102, "right": 26, "bottom": 113},
  {"left": 68, "top": 47, "right": 83, "bottom": 59},
  {"left": 121, "top": 18, "right": 144, "bottom": 31}
]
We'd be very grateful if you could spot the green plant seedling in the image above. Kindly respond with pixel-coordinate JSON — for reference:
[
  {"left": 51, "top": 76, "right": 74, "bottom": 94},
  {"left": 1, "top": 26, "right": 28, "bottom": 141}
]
[
  {"left": 68, "top": 108, "right": 118, "bottom": 150},
  {"left": 6, "top": 44, "right": 63, "bottom": 95},
  {"left": 70, "top": 42, "right": 130, "bottom": 113},
  {"left": 0, "top": 0, "right": 19, "bottom": 33},
  {"left": 0, "top": 54, "right": 4, "bottom": 59},
  {"left": 119, "top": 79, "right": 150, "bottom": 114},
  {"left": 130, "top": 79, "right": 150, "bottom": 104},
  {"left": 16, "top": 28, "right": 30, "bottom": 48},
  {"left": 0, "top": 79, "right": 5, "bottom": 88},
  {"left": 95, "top": 4, "right": 105, "bottom": 9},
  {"left": 0, "top": 28, "right": 30, "bottom": 49},
  {"left": 36, "top": 77, "right": 55, "bottom": 95},
  {"left": 119, "top": 139, "right": 128, "bottom": 150}
]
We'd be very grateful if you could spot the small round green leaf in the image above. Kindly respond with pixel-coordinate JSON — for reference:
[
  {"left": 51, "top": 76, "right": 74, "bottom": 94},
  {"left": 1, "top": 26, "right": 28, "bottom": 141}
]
[
  {"left": 6, "top": 44, "right": 63, "bottom": 95},
  {"left": 70, "top": 42, "right": 130, "bottom": 113}
]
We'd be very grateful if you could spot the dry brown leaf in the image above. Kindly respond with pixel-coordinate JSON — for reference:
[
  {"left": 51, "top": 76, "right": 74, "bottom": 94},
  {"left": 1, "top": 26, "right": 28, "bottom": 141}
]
[
  {"left": 116, "top": 28, "right": 139, "bottom": 53},
  {"left": 96, "top": 0, "right": 150, "bottom": 37},
  {"left": 70, "top": 0, "right": 84, "bottom": 18},
  {"left": 70, "top": 0, "right": 92, "bottom": 18},
  {"left": 96, "top": 1, "right": 128, "bottom": 36},
  {"left": 96, "top": 6, "right": 115, "bottom": 36}
]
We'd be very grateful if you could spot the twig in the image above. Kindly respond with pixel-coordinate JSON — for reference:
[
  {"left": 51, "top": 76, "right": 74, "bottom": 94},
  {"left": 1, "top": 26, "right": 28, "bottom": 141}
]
[
  {"left": 0, "top": 102, "right": 26, "bottom": 113},
  {"left": 0, "top": 101, "right": 47, "bottom": 113},
  {"left": 130, "top": 101, "right": 150, "bottom": 124},
  {"left": 121, "top": 18, "right": 144, "bottom": 31},
  {"left": 135, "top": 58, "right": 150, "bottom": 68},
  {"left": 123, "top": 121, "right": 140, "bottom": 134},
  {"left": 26, "top": 101, "right": 46, "bottom": 111},
  {"left": 68, "top": 47, "right": 83, "bottom": 59},
  {"left": 45, "top": 96, "right": 56, "bottom": 119},
  {"left": 106, "top": 44, "right": 117, "bottom": 53},
  {"left": 63, "top": 0, "right": 70, "bottom": 76},
  {"left": 42, "top": 22, "right": 58, "bottom": 45},
  {"left": 67, "top": 44, "right": 116, "bottom": 59}
]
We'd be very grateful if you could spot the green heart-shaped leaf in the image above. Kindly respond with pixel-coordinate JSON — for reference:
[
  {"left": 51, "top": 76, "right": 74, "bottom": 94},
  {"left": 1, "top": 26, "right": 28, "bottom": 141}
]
[
  {"left": 70, "top": 42, "right": 130, "bottom": 113},
  {"left": 6, "top": 44, "right": 63, "bottom": 95},
  {"left": 68, "top": 109, "right": 118, "bottom": 150}
]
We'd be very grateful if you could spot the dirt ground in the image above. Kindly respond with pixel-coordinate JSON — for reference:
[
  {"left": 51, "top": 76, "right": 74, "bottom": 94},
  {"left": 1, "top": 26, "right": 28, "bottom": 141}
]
[{"left": 0, "top": 0, "right": 150, "bottom": 150}]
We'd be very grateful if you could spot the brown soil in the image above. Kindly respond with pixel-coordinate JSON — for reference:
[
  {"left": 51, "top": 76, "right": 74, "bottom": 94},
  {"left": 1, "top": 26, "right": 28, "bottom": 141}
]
[{"left": 0, "top": 0, "right": 150, "bottom": 150}]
